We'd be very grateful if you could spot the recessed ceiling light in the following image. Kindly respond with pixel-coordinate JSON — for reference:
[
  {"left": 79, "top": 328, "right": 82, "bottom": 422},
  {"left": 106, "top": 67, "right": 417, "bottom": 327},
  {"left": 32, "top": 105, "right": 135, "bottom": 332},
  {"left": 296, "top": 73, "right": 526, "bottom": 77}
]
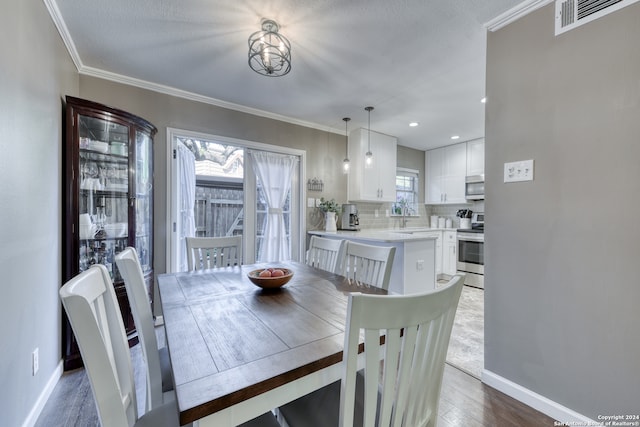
[
  {"left": 451, "top": 135, "right": 460, "bottom": 140},
  {"left": 409, "top": 122, "right": 419, "bottom": 127},
  {"left": 480, "top": 97, "right": 487, "bottom": 103}
]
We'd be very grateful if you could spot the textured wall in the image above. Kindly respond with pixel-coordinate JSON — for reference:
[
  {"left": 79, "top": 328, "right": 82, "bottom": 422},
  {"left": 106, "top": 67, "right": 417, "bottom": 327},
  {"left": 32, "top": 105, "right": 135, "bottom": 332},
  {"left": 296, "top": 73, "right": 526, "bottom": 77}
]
[
  {"left": 0, "top": 0, "right": 79, "bottom": 425},
  {"left": 485, "top": 3, "right": 640, "bottom": 418}
]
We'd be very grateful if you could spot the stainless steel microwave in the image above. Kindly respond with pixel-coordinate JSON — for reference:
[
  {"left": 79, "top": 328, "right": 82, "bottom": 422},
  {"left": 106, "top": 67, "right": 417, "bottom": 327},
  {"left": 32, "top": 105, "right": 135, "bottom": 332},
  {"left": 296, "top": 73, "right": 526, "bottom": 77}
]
[{"left": 465, "top": 175, "right": 484, "bottom": 200}]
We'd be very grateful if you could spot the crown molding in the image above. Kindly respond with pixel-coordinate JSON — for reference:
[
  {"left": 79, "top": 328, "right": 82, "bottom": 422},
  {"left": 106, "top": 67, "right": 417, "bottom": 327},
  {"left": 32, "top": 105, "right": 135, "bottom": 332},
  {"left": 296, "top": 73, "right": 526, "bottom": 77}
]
[
  {"left": 44, "top": 1, "right": 341, "bottom": 135},
  {"left": 485, "top": 0, "right": 553, "bottom": 31},
  {"left": 43, "top": 0, "right": 83, "bottom": 71},
  {"left": 78, "top": 66, "right": 340, "bottom": 135}
]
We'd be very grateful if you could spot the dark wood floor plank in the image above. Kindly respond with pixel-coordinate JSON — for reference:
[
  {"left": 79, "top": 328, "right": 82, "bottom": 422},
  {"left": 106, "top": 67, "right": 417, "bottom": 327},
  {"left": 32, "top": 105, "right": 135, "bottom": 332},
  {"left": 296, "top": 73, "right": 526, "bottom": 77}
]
[{"left": 438, "top": 364, "right": 557, "bottom": 426}]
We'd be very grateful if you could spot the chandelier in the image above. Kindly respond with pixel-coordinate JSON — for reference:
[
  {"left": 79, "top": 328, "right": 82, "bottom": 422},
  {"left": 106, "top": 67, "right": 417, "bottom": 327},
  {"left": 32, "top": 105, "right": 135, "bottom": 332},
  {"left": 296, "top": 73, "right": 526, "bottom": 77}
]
[{"left": 248, "top": 19, "right": 292, "bottom": 77}]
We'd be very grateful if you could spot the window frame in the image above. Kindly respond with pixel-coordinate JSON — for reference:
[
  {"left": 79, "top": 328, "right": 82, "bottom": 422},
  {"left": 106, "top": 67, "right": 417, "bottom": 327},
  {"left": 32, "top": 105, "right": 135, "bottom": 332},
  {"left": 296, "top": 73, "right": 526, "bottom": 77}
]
[{"left": 392, "top": 167, "right": 420, "bottom": 217}]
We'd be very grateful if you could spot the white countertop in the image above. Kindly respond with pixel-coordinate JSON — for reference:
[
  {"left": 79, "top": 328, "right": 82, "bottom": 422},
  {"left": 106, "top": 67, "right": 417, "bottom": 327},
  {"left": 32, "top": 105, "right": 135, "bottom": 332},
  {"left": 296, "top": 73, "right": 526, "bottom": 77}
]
[{"left": 308, "top": 228, "right": 454, "bottom": 243}]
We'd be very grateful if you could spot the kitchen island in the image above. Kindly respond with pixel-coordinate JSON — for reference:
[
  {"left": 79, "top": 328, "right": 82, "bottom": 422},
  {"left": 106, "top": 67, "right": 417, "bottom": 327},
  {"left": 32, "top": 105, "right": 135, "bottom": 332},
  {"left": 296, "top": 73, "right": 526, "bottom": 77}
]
[{"left": 308, "top": 229, "right": 437, "bottom": 295}]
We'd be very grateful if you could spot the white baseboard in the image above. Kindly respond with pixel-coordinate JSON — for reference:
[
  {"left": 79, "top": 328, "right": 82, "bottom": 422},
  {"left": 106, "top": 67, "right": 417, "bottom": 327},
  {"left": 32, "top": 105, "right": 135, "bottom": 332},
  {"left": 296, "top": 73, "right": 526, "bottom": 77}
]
[
  {"left": 482, "top": 369, "right": 596, "bottom": 425},
  {"left": 22, "top": 360, "right": 64, "bottom": 427}
]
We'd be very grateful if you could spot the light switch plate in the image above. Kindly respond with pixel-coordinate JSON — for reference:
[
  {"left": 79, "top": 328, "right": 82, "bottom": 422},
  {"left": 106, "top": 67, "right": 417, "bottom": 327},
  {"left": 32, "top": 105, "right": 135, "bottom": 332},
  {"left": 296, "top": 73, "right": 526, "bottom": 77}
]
[
  {"left": 504, "top": 159, "right": 534, "bottom": 182},
  {"left": 307, "top": 198, "right": 315, "bottom": 208}
]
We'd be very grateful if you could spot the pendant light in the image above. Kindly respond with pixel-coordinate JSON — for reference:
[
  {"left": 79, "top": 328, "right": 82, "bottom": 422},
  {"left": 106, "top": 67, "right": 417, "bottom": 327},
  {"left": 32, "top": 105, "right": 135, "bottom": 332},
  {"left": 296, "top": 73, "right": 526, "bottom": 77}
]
[
  {"left": 365, "top": 106, "right": 374, "bottom": 168},
  {"left": 342, "top": 117, "right": 351, "bottom": 174}
]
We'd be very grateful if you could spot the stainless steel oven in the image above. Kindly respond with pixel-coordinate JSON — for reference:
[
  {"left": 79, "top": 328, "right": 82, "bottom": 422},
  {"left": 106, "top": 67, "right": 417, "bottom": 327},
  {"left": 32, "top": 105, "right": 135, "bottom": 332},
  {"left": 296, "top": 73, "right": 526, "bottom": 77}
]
[{"left": 457, "top": 229, "right": 484, "bottom": 288}]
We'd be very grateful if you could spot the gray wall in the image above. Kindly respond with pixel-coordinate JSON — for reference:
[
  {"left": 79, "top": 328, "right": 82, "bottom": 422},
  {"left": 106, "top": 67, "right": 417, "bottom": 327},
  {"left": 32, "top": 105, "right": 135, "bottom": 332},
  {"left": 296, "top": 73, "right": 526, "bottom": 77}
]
[
  {"left": 78, "top": 79, "right": 426, "bottom": 272},
  {"left": 79, "top": 76, "right": 349, "bottom": 274},
  {"left": 485, "top": 3, "right": 640, "bottom": 418},
  {"left": 0, "top": 0, "right": 78, "bottom": 425}
]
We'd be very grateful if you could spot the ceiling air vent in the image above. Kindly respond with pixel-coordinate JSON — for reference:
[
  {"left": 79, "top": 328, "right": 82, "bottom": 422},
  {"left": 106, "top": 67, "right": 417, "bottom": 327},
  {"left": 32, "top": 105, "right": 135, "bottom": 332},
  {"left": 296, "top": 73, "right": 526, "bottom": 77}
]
[{"left": 555, "top": 0, "right": 639, "bottom": 35}]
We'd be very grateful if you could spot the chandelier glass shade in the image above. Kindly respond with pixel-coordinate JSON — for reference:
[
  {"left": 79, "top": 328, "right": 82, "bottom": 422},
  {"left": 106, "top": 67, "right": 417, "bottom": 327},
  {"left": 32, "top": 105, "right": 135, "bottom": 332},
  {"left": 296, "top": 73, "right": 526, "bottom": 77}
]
[
  {"left": 342, "top": 117, "right": 351, "bottom": 174},
  {"left": 248, "top": 19, "right": 291, "bottom": 77}
]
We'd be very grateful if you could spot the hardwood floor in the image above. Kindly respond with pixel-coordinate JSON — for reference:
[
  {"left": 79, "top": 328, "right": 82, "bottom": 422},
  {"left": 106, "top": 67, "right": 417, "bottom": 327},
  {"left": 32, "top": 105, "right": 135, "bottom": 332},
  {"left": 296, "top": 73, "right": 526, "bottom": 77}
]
[
  {"left": 35, "top": 368, "right": 99, "bottom": 427},
  {"left": 438, "top": 364, "right": 556, "bottom": 426},
  {"left": 36, "top": 332, "right": 556, "bottom": 426}
]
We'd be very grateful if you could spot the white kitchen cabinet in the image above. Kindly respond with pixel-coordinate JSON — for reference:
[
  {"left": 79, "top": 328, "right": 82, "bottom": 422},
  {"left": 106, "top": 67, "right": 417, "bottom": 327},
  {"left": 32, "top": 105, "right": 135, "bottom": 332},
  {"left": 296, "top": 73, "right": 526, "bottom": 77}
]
[
  {"left": 442, "top": 230, "right": 458, "bottom": 276},
  {"left": 348, "top": 128, "right": 397, "bottom": 202},
  {"left": 414, "top": 231, "right": 442, "bottom": 276},
  {"left": 415, "top": 229, "right": 457, "bottom": 278},
  {"left": 425, "top": 142, "right": 467, "bottom": 204},
  {"left": 466, "top": 139, "right": 485, "bottom": 176}
]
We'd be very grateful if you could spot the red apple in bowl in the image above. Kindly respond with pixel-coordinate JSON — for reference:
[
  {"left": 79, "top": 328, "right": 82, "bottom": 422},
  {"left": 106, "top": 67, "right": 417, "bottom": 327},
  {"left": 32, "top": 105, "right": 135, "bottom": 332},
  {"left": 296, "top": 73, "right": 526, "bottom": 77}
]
[{"left": 248, "top": 268, "right": 294, "bottom": 289}]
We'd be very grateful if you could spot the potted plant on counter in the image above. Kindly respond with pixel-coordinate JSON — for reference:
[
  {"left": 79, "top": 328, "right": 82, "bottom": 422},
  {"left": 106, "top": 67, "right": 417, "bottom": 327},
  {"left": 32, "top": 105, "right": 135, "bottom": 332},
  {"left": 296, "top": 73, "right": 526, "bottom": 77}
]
[{"left": 318, "top": 197, "right": 340, "bottom": 232}]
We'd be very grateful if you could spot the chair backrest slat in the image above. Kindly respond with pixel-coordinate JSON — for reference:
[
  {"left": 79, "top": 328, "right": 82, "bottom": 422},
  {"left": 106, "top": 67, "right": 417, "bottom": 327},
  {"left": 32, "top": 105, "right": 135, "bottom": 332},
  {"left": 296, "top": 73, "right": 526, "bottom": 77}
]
[
  {"left": 59, "top": 265, "right": 138, "bottom": 427},
  {"left": 339, "top": 274, "right": 464, "bottom": 427},
  {"left": 305, "top": 236, "right": 346, "bottom": 274},
  {"left": 339, "top": 241, "right": 395, "bottom": 290},
  {"left": 186, "top": 235, "right": 242, "bottom": 271},
  {"left": 115, "top": 246, "right": 164, "bottom": 412}
]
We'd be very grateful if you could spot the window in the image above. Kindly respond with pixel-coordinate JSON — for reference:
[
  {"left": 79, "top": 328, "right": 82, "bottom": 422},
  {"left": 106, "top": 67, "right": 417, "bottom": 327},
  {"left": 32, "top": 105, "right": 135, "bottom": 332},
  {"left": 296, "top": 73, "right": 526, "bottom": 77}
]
[
  {"left": 392, "top": 168, "right": 419, "bottom": 216},
  {"left": 167, "top": 128, "right": 305, "bottom": 272}
]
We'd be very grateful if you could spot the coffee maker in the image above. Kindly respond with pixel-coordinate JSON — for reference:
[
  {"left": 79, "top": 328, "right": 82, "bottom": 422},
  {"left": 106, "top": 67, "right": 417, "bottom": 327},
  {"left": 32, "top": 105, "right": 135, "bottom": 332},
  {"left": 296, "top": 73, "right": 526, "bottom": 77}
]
[{"left": 340, "top": 204, "right": 360, "bottom": 230}]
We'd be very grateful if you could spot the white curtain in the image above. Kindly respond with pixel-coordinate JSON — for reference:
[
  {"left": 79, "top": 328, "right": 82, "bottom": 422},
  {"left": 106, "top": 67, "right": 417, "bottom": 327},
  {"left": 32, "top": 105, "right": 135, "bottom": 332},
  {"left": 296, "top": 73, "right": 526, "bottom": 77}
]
[
  {"left": 251, "top": 151, "right": 297, "bottom": 262},
  {"left": 177, "top": 142, "right": 196, "bottom": 271}
]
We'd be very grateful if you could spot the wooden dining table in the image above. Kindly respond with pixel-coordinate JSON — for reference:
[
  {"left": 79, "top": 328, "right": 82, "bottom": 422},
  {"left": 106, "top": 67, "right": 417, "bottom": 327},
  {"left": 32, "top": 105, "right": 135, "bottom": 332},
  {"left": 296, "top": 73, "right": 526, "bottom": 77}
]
[{"left": 157, "top": 261, "right": 387, "bottom": 426}]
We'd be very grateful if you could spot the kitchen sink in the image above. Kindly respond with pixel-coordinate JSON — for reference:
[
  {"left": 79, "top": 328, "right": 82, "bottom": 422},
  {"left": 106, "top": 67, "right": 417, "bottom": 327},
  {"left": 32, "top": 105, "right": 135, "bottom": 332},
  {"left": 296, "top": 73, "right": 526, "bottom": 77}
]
[{"left": 389, "top": 227, "right": 433, "bottom": 234}]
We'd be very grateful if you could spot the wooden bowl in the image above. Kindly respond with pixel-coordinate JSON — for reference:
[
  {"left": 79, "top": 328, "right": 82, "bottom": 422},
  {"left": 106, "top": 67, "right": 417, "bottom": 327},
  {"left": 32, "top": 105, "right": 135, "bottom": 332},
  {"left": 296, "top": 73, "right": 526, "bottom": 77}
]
[{"left": 247, "top": 268, "right": 294, "bottom": 289}]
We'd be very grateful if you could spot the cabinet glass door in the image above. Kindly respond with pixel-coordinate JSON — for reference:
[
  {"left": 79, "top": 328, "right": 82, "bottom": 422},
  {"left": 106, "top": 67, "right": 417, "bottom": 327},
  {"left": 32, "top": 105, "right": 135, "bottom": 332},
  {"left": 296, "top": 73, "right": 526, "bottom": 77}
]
[
  {"left": 135, "top": 130, "right": 153, "bottom": 275},
  {"left": 77, "top": 115, "right": 130, "bottom": 281}
]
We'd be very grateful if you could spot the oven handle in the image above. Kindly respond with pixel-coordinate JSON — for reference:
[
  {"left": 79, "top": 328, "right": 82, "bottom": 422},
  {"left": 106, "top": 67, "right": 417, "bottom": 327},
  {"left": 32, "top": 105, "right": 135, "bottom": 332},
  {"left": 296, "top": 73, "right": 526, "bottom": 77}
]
[{"left": 457, "top": 234, "right": 484, "bottom": 243}]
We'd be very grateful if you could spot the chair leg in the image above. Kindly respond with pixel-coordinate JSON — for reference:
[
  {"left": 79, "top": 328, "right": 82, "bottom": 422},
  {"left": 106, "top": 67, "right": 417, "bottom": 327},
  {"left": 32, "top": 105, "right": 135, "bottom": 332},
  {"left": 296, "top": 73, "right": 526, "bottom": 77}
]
[{"left": 273, "top": 408, "right": 290, "bottom": 427}]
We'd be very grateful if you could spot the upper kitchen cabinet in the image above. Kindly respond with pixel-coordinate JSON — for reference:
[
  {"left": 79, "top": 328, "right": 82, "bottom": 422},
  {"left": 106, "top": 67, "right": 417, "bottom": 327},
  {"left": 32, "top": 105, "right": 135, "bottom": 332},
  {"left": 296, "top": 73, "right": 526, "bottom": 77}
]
[
  {"left": 348, "top": 128, "right": 397, "bottom": 202},
  {"left": 62, "top": 96, "right": 156, "bottom": 370},
  {"left": 425, "top": 142, "right": 467, "bottom": 204},
  {"left": 466, "top": 139, "right": 485, "bottom": 176}
]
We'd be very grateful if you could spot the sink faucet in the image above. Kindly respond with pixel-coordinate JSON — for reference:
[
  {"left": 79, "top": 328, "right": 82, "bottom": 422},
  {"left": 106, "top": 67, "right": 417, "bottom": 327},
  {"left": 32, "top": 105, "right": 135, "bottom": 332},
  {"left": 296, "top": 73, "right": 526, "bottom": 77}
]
[{"left": 400, "top": 205, "right": 409, "bottom": 229}]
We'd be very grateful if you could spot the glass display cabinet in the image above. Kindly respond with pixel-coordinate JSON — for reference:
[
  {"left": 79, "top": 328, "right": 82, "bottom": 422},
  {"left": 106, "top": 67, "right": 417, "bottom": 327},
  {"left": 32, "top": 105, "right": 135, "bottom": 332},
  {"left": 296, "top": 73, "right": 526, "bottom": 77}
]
[{"left": 62, "top": 96, "right": 156, "bottom": 370}]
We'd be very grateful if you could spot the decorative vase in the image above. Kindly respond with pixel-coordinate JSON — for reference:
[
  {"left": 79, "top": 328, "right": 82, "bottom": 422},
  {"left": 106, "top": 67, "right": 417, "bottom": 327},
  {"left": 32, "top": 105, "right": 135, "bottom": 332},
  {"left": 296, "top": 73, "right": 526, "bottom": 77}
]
[{"left": 324, "top": 212, "right": 337, "bottom": 232}]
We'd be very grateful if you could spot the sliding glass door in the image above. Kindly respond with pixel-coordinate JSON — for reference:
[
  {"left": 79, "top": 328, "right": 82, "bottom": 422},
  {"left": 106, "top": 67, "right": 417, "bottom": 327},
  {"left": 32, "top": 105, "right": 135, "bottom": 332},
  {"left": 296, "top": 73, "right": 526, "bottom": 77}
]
[{"left": 167, "top": 129, "right": 305, "bottom": 271}]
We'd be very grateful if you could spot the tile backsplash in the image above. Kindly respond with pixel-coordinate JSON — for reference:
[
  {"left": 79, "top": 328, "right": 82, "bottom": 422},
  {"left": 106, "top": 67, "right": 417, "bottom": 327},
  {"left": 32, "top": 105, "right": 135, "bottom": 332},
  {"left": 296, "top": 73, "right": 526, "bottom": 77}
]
[
  {"left": 352, "top": 200, "right": 484, "bottom": 230},
  {"left": 308, "top": 200, "right": 485, "bottom": 231}
]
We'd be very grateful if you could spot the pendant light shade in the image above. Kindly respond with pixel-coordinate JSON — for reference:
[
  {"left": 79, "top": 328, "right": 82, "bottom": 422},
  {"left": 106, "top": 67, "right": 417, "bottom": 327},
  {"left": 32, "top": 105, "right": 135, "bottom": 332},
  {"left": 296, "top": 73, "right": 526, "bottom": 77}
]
[
  {"left": 248, "top": 19, "right": 291, "bottom": 77},
  {"left": 364, "top": 106, "right": 374, "bottom": 169},
  {"left": 342, "top": 117, "right": 351, "bottom": 174}
]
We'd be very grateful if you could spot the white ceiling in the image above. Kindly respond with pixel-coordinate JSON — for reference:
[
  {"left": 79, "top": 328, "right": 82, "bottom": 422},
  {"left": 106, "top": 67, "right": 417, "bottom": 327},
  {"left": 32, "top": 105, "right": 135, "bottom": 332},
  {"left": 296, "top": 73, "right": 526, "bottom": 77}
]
[{"left": 50, "top": 0, "right": 526, "bottom": 151}]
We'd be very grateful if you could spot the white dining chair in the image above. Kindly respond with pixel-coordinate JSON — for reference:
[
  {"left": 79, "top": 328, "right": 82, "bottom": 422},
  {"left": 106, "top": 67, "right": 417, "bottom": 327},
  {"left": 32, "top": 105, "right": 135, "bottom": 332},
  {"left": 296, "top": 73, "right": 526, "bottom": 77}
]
[
  {"left": 277, "top": 274, "right": 465, "bottom": 427},
  {"left": 115, "top": 247, "right": 173, "bottom": 412},
  {"left": 60, "top": 264, "right": 279, "bottom": 427},
  {"left": 339, "top": 241, "right": 396, "bottom": 290},
  {"left": 305, "top": 236, "right": 346, "bottom": 274},
  {"left": 186, "top": 235, "right": 242, "bottom": 271}
]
